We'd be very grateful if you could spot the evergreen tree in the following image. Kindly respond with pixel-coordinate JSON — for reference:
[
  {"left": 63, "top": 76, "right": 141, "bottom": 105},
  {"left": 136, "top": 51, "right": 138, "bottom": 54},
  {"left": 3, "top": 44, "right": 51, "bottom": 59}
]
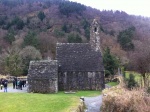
[
  {"left": 127, "top": 74, "right": 137, "bottom": 89},
  {"left": 16, "top": 19, "right": 24, "bottom": 30},
  {"left": 38, "top": 11, "right": 46, "bottom": 21},
  {"left": 103, "top": 47, "right": 119, "bottom": 77},
  {"left": 23, "top": 31, "right": 39, "bottom": 49},
  {"left": 117, "top": 26, "right": 135, "bottom": 50}
]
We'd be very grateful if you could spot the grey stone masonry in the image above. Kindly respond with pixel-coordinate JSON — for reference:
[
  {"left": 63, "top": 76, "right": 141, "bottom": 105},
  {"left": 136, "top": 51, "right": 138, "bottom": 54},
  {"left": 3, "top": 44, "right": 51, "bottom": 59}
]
[
  {"left": 58, "top": 71, "right": 105, "bottom": 91},
  {"left": 56, "top": 43, "right": 104, "bottom": 72},
  {"left": 90, "top": 19, "right": 101, "bottom": 52},
  {"left": 27, "top": 60, "right": 58, "bottom": 93}
]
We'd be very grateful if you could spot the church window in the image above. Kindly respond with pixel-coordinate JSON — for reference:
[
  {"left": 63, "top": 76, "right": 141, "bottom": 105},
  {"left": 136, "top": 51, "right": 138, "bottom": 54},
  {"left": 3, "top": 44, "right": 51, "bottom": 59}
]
[{"left": 94, "top": 27, "right": 97, "bottom": 32}]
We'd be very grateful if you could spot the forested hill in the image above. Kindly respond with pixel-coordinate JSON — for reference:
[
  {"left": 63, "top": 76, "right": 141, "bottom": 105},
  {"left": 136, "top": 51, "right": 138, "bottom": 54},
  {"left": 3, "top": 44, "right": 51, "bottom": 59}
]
[{"left": 0, "top": 0, "right": 150, "bottom": 75}]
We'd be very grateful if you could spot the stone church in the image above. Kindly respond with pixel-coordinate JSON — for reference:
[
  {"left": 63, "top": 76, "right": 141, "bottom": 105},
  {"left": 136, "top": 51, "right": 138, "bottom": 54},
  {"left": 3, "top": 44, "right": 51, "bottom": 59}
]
[{"left": 27, "top": 19, "right": 105, "bottom": 93}]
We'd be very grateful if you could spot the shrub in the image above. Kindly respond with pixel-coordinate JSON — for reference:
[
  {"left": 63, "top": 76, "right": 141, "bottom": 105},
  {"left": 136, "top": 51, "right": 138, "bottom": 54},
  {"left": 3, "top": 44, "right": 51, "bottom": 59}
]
[{"left": 101, "top": 87, "right": 150, "bottom": 112}]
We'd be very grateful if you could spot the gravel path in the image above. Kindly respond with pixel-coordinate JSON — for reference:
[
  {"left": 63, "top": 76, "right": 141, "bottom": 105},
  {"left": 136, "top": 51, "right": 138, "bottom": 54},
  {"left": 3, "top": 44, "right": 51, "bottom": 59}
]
[
  {"left": 0, "top": 86, "right": 27, "bottom": 93},
  {"left": 84, "top": 84, "right": 111, "bottom": 112},
  {"left": 84, "top": 95, "right": 102, "bottom": 112}
]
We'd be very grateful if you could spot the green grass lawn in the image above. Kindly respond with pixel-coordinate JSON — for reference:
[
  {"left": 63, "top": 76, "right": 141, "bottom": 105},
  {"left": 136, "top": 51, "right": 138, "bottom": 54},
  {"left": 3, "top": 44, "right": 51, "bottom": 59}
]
[
  {"left": 106, "top": 82, "right": 119, "bottom": 86},
  {"left": 0, "top": 91, "right": 101, "bottom": 112},
  {"left": 125, "top": 71, "right": 142, "bottom": 81}
]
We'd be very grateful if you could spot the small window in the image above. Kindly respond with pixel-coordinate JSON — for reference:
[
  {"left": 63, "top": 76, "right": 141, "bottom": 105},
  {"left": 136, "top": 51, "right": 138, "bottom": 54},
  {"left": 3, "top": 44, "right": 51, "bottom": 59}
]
[{"left": 94, "top": 27, "right": 97, "bottom": 32}]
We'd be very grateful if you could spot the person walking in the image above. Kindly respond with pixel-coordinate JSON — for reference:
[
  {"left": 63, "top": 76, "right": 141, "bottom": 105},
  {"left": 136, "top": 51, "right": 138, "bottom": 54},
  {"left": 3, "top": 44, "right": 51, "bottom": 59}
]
[
  {"left": 19, "top": 80, "right": 22, "bottom": 90},
  {"left": 3, "top": 80, "right": 8, "bottom": 92},
  {"left": 15, "top": 77, "right": 17, "bottom": 89},
  {"left": 13, "top": 79, "right": 16, "bottom": 89},
  {"left": 17, "top": 80, "right": 20, "bottom": 89}
]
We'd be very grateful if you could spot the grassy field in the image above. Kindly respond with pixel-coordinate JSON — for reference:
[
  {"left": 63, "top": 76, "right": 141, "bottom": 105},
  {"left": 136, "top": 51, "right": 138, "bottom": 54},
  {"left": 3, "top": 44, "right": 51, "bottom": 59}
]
[
  {"left": 0, "top": 91, "right": 101, "bottom": 112},
  {"left": 125, "top": 71, "right": 142, "bottom": 81}
]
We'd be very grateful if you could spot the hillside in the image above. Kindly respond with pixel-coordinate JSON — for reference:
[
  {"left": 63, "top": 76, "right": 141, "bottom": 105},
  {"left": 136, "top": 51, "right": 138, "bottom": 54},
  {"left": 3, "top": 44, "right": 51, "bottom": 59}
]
[{"left": 0, "top": 0, "right": 150, "bottom": 75}]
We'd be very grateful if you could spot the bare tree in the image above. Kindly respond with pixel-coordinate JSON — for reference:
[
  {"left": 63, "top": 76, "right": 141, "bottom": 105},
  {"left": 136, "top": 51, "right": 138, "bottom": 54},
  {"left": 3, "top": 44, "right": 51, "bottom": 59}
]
[
  {"left": 20, "top": 46, "right": 42, "bottom": 60},
  {"left": 129, "top": 40, "right": 150, "bottom": 87},
  {"left": 20, "top": 46, "right": 42, "bottom": 75}
]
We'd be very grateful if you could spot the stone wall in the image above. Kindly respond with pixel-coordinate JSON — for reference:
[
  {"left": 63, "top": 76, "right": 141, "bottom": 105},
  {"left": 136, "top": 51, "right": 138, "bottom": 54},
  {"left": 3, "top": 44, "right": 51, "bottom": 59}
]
[
  {"left": 58, "top": 71, "right": 105, "bottom": 91},
  {"left": 27, "top": 60, "right": 58, "bottom": 93}
]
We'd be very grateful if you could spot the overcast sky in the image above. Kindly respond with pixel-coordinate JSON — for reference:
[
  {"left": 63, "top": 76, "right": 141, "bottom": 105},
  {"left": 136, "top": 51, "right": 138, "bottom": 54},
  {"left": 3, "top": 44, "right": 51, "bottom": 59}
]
[{"left": 69, "top": 0, "right": 150, "bottom": 17}]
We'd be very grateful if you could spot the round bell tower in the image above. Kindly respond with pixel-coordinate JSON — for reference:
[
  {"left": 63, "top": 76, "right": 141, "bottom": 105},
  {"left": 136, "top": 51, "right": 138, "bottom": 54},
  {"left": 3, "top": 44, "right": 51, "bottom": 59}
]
[{"left": 90, "top": 19, "right": 101, "bottom": 52}]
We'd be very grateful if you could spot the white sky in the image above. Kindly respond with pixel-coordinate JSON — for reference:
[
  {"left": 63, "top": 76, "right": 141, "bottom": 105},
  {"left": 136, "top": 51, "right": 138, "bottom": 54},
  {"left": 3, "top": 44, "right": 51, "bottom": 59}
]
[{"left": 69, "top": 0, "right": 150, "bottom": 17}]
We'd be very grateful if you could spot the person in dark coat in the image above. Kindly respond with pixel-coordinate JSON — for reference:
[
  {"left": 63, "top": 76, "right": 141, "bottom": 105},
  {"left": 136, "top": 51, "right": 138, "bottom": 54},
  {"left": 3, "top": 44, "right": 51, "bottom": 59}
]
[
  {"left": 3, "top": 80, "right": 8, "bottom": 92},
  {"left": 15, "top": 77, "right": 18, "bottom": 89},
  {"left": 24, "top": 80, "right": 26, "bottom": 87},
  {"left": 19, "top": 80, "right": 22, "bottom": 90},
  {"left": 13, "top": 79, "right": 16, "bottom": 89}
]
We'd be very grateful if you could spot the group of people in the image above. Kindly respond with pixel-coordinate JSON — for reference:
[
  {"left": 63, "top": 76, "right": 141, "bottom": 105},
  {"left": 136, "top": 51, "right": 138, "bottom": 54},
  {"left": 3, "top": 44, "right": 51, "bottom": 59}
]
[
  {"left": 0, "top": 78, "right": 8, "bottom": 92},
  {"left": 13, "top": 77, "right": 26, "bottom": 90},
  {"left": 0, "top": 77, "right": 27, "bottom": 92}
]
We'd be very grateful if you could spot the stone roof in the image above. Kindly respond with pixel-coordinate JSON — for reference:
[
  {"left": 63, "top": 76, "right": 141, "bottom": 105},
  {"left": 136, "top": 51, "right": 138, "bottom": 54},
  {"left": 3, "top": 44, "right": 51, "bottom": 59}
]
[
  {"left": 28, "top": 60, "right": 58, "bottom": 79},
  {"left": 56, "top": 43, "right": 104, "bottom": 72}
]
